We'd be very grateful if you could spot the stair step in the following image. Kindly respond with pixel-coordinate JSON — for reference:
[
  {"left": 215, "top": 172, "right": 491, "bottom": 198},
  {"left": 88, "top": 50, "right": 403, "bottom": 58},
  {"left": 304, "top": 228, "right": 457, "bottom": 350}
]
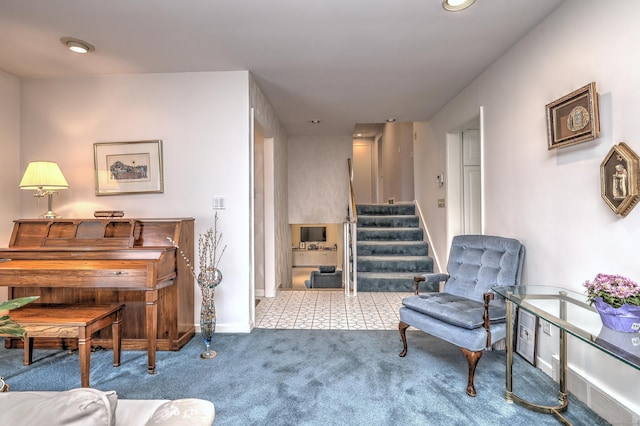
[
  {"left": 358, "top": 227, "right": 423, "bottom": 241},
  {"left": 356, "top": 204, "right": 415, "bottom": 216},
  {"left": 354, "top": 203, "right": 433, "bottom": 292},
  {"left": 358, "top": 215, "right": 419, "bottom": 228},
  {"left": 357, "top": 272, "right": 427, "bottom": 292},
  {"left": 357, "top": 255, "right": 433, "bottom": 273},
  {"left": 357, "top": 241, "right": 428, "bottom": 256}
]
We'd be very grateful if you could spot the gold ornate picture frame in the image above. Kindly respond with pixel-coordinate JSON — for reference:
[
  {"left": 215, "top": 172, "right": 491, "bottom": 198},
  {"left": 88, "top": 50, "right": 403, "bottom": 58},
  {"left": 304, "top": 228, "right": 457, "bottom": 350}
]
[
  {"left": 600, "top": 142, "right": 640, "bottom": 217},
  {"left": 94, "top": 140, "right": 164, "bottom": 196},
  {"left": 546, "top": 82, "right": 600, "bottom": 149}
]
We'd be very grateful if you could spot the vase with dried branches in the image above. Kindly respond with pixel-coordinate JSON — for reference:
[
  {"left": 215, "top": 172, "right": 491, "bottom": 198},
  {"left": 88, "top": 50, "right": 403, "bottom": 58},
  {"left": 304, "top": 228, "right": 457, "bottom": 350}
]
[{"left": 168, "top": 213, "right": 226, "bottom": 359}]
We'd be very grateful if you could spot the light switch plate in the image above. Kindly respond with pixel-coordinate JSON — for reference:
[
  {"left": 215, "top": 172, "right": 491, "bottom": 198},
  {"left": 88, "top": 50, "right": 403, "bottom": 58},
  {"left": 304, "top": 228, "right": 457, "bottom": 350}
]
[{"left": 213, "top": 196, "right": 226, "bottom": 210}]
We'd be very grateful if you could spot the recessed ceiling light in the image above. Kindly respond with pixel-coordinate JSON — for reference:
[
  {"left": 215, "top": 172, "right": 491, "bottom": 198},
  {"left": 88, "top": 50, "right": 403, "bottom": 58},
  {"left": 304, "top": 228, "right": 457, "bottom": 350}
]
[
  {"left": 60, "top": 37, "right": 95, "bottom": 54},
  {"left": 310, "top": 119, "right": 321, "bottom": 124},
  {"left": 442, "top": 0, "right": 476, "bottom": 12},
  {"left": 386, "top": 117, "right": 397, "bottom": 123}
]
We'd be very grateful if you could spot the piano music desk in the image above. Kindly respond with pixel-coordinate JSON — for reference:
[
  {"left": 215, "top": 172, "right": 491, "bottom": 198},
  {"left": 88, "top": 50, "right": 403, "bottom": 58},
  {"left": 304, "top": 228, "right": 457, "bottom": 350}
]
[{"left": 10, "top": 304, "right": 124, "bottom": 388}]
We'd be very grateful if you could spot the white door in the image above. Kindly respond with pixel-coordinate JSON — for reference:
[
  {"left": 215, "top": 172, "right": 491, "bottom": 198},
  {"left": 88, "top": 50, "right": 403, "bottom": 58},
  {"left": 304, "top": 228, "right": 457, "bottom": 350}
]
[
  {"left": 353, "top": 142, "right": 373, "bottom": 204},
  {"left": 462, "top": 129, "right": 481, "bottom": 234}
]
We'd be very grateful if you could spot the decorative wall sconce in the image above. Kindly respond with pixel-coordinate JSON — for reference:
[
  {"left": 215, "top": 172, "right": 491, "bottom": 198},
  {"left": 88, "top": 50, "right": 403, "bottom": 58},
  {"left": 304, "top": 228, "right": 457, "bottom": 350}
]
[
  {"left": 19, "top": 161, "right": 69, "bottom": 219},
  {"left": 600, "top": 143, "right": 639, "bottom": 217},
  {"left": 436, "top": 174, "right": 445, "bottom": 187}
]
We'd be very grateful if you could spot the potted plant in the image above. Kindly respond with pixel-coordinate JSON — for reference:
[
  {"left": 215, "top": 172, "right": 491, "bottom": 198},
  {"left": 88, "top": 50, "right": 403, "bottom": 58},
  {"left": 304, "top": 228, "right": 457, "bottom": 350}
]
[
  {"left": 584, "top": 273, "right": 640, "bottom": 333},
  {"left": 0, "top": 296, "right": 39, "bottom": 337},
  {"left": 0, "top": 295, "right": 39, "bottom": 391}
]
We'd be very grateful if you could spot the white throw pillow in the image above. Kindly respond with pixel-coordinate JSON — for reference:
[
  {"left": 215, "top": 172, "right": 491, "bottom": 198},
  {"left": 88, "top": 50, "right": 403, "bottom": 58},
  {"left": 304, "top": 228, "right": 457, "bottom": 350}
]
[
  {"left": 146, "top": 398, "right": 215, "bottom": 425},
  {"left": 0, "top": 388, "right": 118, "bottom": 426}
]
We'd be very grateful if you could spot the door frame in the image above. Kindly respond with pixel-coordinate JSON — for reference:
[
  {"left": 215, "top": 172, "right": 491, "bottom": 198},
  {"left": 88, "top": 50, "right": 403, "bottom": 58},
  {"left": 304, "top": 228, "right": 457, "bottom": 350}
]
[
  {"left": 445, "top": 107, "right": 485, "bottom": 246},
  {"left": 250, "top": 108, "right": 276, "bottom": 329}
]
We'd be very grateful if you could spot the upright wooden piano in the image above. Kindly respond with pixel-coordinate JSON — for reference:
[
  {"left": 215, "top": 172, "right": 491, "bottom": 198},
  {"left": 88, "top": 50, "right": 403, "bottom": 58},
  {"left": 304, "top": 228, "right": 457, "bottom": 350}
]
[{"left": 0, "top": 218, "right": 195, "bottom": 374}]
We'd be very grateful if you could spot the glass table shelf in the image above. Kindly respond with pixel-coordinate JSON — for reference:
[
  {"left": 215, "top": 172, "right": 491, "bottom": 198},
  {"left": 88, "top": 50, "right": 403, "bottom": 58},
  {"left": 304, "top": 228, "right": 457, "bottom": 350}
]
[
  {"left": 492, "top": 285, "right": 640, "bottom": 425},
  {"left": 493, "top": 285, "right": 640, "bottom": 371}
]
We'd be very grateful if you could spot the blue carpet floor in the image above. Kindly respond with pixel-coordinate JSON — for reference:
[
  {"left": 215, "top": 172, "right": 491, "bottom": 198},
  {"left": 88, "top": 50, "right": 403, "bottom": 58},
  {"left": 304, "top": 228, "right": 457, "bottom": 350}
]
[{"left": 1, "top": 330, "right": 609, "bottom": 425}]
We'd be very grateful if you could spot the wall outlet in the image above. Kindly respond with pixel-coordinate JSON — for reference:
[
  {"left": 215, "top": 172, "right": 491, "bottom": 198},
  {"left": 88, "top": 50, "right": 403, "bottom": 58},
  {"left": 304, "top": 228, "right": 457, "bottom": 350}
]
[{"left": 543, "top": 321, "right": 552, "bottom": 336}]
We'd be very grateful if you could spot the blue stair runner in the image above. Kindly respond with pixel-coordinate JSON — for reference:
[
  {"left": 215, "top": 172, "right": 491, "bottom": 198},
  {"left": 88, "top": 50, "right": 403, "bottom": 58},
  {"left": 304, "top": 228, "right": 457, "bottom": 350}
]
[{"left": 356, "top": 203, "right": 433, "bottom": 292}]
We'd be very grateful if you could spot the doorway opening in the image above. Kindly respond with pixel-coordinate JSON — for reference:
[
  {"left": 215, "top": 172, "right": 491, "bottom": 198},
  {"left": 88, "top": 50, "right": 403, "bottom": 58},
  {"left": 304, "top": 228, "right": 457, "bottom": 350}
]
[
  {"left": 252, "top": 109, "right": 276, "bottom": 311},
  {"left": 446, "top": 109, "right": 484, "bottom": 244}
]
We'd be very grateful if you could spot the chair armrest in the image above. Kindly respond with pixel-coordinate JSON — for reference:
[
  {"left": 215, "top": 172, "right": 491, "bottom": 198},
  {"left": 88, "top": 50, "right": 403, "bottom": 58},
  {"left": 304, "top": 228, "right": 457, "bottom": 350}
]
[
  {"left": 413, "top": 273, "right": 449, "bottom": 295},
  {"left": 482, "top": 292, "right": 495, "bottom": 348}
]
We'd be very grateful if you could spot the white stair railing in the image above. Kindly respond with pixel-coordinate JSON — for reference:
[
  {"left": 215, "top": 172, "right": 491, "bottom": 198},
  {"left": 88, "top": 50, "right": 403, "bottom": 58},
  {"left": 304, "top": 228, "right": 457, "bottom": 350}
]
[{"left": 344, "top": 159, "right": 357, "bottom": 297}]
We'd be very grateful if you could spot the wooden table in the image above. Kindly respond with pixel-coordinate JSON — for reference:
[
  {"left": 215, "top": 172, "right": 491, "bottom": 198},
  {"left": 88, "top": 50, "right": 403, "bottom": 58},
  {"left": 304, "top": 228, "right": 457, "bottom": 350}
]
[{"left": 10, "top": 304, "right": 124, "bottom": 388}]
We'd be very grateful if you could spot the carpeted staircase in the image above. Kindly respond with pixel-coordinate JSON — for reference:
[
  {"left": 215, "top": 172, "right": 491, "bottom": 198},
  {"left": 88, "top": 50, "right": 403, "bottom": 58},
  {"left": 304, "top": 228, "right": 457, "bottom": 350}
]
[{"left": 356, "top": 203, "right": 433, "bottom": 292}]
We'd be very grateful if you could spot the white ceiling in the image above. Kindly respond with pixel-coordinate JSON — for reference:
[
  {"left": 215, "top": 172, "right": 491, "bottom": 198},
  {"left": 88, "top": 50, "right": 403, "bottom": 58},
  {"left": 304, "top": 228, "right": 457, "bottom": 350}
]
[{"left": 0, "top": 0, "right": 564, "bottom": 137}]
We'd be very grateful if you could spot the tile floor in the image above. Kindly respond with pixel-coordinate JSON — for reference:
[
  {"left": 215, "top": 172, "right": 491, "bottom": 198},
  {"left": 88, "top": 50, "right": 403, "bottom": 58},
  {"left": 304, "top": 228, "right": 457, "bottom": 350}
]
[{"left": 255, "top": 290, "right": 412, "bottom": 330}]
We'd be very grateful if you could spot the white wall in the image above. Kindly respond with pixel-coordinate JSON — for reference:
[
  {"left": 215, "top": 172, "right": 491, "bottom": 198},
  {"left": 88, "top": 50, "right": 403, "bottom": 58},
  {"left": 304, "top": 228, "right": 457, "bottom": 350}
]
[
  {"left": 352, "top": 137, "right": 375, "bottom": 204},
  {"left": 249, "top": 75, "right": 290, "bottom": 298},
  {"left": 0, "top": 70, "right": 21, "bottom": 302},
  {"left": 19, "top": 71, "right": 253, "bottom": 332},
  {"left": 415, "top": 0, "right": 640, "bottom": 416},
  {"left": 253, "top": 127, "right": 265, "bottom": 296},
  {"left": 381, "top": 122, "right": 414, "bottom": 202},
  {"left": 288, "top": 135, "right": 351, "bottom": 224},
  {"left": 412, "top": 121, "right": 445, "bottom": 273},
  {"left": 0, "top": 71, "right": 21, "bottom": 244}
]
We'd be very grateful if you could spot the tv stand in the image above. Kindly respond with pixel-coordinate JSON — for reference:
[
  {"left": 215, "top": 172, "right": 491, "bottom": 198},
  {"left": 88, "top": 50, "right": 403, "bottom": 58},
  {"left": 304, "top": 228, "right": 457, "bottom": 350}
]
[{"left": 292, "top": 248, "right": 337, "bottom": 267}]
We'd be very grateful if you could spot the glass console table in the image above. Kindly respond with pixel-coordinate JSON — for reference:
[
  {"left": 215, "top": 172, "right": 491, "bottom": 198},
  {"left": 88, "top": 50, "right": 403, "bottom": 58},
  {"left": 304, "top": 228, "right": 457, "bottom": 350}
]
[{"left": 492, "top": 285, "right": 640, "bottom": 425}]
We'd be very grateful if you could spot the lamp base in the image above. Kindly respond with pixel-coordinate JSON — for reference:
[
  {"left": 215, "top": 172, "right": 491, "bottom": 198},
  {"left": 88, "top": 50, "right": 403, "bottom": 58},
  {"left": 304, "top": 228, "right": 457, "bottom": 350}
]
[
  {"left": 40, "top": 211, "right": 61, "bottom": 219},
  {"left": 40, "top": 193, "right": 62, "bottom": 219}
]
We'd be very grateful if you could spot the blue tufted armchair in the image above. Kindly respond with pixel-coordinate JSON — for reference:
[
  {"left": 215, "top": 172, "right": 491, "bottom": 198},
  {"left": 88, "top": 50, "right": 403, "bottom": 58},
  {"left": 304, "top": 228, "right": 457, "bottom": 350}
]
[{"left": 399, "top": 235, "right": 525, "bottom": 396}]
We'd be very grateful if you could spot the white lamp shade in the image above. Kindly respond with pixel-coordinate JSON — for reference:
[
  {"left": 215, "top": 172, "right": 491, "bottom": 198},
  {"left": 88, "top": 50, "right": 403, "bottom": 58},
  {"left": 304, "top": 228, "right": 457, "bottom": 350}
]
[{"left": 19, "top": 161, "right": 69, "bottom": 190}]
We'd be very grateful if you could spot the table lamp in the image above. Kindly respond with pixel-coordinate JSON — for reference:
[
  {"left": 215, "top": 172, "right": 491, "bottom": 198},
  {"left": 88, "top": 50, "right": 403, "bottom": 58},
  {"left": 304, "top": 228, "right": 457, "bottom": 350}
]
[{"left": 19, "top": 161, "right": 69, "bottom": 219}]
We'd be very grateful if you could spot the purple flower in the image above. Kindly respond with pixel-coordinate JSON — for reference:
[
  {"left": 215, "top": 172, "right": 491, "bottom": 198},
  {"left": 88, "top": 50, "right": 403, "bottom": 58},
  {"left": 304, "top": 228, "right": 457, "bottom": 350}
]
[{"left": 584, "top": 273, "right": 640, "bottom": 308}]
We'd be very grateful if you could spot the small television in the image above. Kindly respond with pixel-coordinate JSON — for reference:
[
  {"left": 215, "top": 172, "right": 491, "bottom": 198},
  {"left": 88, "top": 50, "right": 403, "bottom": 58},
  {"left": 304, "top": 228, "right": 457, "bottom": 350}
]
[{"left": 300, "top": 226, "right": 326, "bottom": 242}]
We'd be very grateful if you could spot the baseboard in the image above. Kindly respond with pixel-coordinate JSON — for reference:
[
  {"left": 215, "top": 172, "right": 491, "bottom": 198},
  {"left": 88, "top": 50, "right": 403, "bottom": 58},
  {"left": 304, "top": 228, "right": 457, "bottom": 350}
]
[
  {"left": 255, "top": 288, "right": 265, "bottom": 297},
  {"left": 195, "top": 322, "right": 252, "bottom": 333},
  {"left": 536, "top": 355, "right": 554, "bottom": 379},
  {"left": 546, "top": 355, "right": 640, "bottom": 425}
]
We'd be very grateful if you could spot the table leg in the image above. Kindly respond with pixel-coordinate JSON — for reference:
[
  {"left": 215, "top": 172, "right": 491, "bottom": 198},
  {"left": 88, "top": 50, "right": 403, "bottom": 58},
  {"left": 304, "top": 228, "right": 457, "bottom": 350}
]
[
  {"left": 505, "top": 298, "right": 514, "bottom": 401},
  {"left": 558, "top": 292, "right": 569, "bottom": 409},
  {"left": 23, "top": 336, "right": 34, "bottom": 366},
  {"left": 112, "top": 309, "right": 123, "bottom": 367},
  {"left": 145, "top": 290, "right": 158, "bottom": 374},
  {"left": 503, "top": 294, "right": 570, "bottom": 425},
  {"left": 78, "top": 331, "right": 91, "bottom": 388}
]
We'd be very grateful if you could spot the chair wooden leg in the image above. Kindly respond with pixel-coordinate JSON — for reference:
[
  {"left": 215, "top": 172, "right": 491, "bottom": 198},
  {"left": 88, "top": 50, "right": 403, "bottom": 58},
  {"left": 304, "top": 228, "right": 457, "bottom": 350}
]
[
  {"left": 460, "top": 348, "right": 483, "bottom": 397},
  {"left": 399, "top": 322, "right": 410, "bottom": 357},
  {"left": 413, "top": 276, "right": 425, "bottom": 295}
]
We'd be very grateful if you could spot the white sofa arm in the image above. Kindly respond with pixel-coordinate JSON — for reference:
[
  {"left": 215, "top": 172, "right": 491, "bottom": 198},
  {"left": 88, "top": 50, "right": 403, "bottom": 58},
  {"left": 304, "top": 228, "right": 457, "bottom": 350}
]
[{"left": 0, "top": 388, "right": 215, "bottom": 426}]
